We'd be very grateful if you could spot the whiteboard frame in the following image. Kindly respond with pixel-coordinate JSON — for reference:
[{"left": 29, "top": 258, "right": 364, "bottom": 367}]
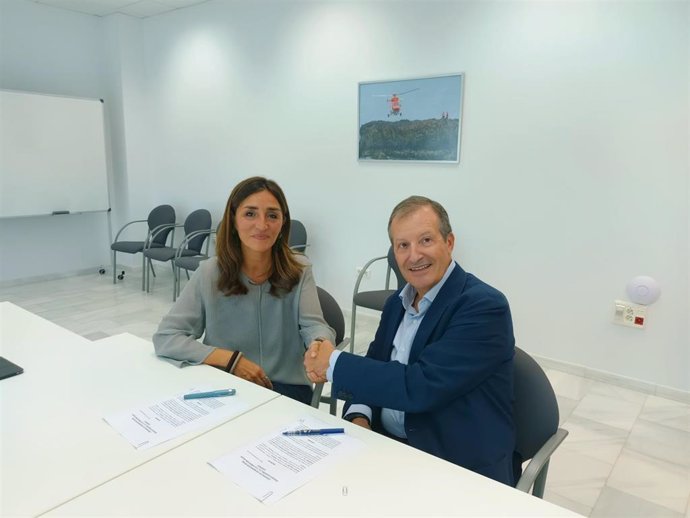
[{"left": 0, "top": 89, "right": 112, "bottom": 219}]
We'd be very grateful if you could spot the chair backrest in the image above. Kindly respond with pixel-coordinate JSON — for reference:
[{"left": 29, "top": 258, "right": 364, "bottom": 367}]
[
  {"left": 513, "top": 347, "right": 560, "bottom": 462},
  {"left": 289, "top": 219, "right": 308, "bottom": 253},
  {"left": 184, "top": 209, "right": 213, "bottom": 253},
  {"left": 148, "top": 205, "right": 176, "bottom": 246},
  {"left": 316, "top": 286, "right": 345, "bottom": 345},
  {"left": 386, "top": 246, "right": 406, "bottom": 289}
]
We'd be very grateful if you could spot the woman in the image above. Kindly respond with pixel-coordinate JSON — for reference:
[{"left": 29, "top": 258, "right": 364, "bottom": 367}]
[{"left": 153, "top": 176, "right": 335, "bottom": 405}]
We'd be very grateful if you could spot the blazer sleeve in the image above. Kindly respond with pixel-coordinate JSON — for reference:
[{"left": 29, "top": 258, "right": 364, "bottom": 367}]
[
  {"left": 334, "top": 285, "right": 514, "bottom": 414},
  {"left": 341, "top": 295, "right": 400, "bottom": 418}
]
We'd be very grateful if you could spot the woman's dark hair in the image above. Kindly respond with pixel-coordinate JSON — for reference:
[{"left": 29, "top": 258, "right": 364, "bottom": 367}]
[{"left": 216, "top": 177, "right": 303, "bottom": 296}]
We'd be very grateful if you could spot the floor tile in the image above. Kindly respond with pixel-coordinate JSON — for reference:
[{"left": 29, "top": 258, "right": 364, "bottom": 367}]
[
  {"left": 626, "top": 418, "right": 690, "bottom": 468},
  {"left": 543, "top": 489, "right": 593, "bottom": 517},
  {"left": 557, "top": 395, "right": 580, "bottom": 425},
  {"left": 548, "top": 370, "right": 594, "bottom": 401},
  {"left": 559, "top": 414, "right": 628, "bottom": 465},
  {"left": 543, "top": 448, "right": 613, "bottom": 508},
  {"left": 639, "top": 395, "right": 690, "bottom": 434},
  {"left": 607, "top": 448, "right": 690, "bottom": 514},
  {"left": 589, "top": 380, "right": 649, "bottom": 405},
  {"left": 83, "top": 331, "right": 111, "bottom": 341},
  {"left": 572, "top": 391, "right": 644, "bottom": 431},
  {"left": 591, "top": 486, "right": 684, "bottom": 517}
]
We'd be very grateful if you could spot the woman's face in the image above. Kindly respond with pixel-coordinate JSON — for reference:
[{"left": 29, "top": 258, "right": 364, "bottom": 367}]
[{"left": 234, "top": 190, "right": 284, "bottom": 256}]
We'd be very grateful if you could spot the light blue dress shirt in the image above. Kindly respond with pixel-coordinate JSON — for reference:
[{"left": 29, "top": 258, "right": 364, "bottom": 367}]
[{"left": 331, "top": 261, "right": 456, "bottom": 438}]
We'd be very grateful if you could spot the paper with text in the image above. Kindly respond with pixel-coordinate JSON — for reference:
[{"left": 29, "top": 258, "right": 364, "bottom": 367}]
[
  {"left": 104, "top": 387, "right": 249, "bottom": 450},
  {"left": 209, "top": 416, "right": 364, "bottom": 504}
]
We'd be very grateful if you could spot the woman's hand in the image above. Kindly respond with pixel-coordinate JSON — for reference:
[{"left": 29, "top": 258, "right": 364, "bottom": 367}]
[{"left": 232, "top": 356, "right": 273, "bottom": 389}]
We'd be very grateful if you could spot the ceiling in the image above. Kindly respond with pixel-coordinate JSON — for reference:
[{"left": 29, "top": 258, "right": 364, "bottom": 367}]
[{"left": 31, "top": 0, "right": 210, "bottom": 18}]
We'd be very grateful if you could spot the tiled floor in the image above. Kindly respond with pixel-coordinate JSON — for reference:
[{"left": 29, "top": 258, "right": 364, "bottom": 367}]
[{"left": 1, "top": 269, "right": 689, "bottom": 517}]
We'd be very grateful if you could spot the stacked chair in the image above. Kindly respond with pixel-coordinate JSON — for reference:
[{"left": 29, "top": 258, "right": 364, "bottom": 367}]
[
  {"left": 110, "top": 205, "right": 176, "bottom": 289},
  {"left": 350, "top": 247, "right": 405, "bottom": 352},
  {"left": 142, "top": 209, "right": 212, "bottom": 296},
  {"left": 173, "top": 223, "right": 218, "bottom": 301}
]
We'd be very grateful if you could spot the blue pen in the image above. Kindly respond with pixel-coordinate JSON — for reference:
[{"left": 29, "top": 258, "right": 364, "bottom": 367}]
[
  {"left": 282, "top": 428, "right": 345, "bottom": 436},
  {"left": 183, "top": 388, "right": 236, "bottom": 400}
]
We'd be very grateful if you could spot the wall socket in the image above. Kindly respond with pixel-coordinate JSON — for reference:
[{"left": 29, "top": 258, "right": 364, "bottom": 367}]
[{"left": 613, "top": 299, "right": 647, "bottom": 329}]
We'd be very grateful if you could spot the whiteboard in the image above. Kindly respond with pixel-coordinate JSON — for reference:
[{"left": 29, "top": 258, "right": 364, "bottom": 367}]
[{"left": 0, "top": 90, "right": 110, "bottom": 218}]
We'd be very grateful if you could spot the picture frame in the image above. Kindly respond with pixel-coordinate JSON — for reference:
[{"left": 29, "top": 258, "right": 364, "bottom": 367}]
[{"left": 358, "top": 73, "right": 464, "bottom": 163}]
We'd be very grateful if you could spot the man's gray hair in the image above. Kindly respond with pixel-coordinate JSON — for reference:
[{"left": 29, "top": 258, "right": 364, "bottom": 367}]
[{"left": 387, "top": 196, "right": 452, "bottom": 241}]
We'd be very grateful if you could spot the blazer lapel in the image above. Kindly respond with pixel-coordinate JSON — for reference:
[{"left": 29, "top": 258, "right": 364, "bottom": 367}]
[
  {"left": 366, "top": 293, "right": 405, "bottom": 362},
  {"left": 408, "top": 264, "right": 467, "bottom": 363},
  {"left": 379, "top": 303, "right": 405, "bottom": 361}
]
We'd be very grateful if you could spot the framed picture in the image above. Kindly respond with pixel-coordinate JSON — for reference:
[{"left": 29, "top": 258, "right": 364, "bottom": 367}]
[{"left": 358, "top": 73, "right": 464, "bottom": 163}]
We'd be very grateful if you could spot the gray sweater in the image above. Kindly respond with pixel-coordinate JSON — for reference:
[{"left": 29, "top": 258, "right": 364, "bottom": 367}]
[{"left": 153, "top": 256, "right": 335, "bottom": 386}]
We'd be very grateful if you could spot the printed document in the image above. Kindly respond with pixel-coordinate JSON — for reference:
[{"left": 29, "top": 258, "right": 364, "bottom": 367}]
[
  {"left": 209, "top": 416, "right": 364, "bottom": 504},
  {"left": 104, "top": 387, "right": 249, "bottom": 450}
]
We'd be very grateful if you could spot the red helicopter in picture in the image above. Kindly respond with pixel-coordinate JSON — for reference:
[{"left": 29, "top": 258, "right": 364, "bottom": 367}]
[{"left": 374, "top": 88, "right": 420, "bottom": 117}]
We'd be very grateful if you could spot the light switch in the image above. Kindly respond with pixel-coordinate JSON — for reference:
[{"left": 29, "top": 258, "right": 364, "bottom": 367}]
[{"left": 613, "top": 299, "right": 647, "bottom": 329}]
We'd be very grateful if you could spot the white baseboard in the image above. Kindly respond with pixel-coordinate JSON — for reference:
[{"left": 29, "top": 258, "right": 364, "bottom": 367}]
[
  {"left": 0, "top": 265, "right": 138, "bottom": 288},
  {"left": 0, "top": 267, "right": 100, "bottom": 288},
  {"left": 532, "top": 353, "right": 690, "bottom": 404}
]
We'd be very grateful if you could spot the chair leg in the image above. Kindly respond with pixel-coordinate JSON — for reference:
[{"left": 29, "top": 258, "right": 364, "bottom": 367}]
[
  {"left": 180, "top": 269, "right": 189, "bottom": 294},
  {"left": 173, "top": 265, "right": 178, "bottom": 302},
  {"left": 329, "top": 393, "right": 338, "bottom": 416},
  {"left": 112, "top": 251, "right": 117, "bottom": 284},
  {"left": 531, "top": 461, "right": 549, "bottom": 498},
  {"left": 310, "top": 383, "right": 325, "bottom": 408},
  {"left": 349, "top": 303, "right": 357, "bottom": 353},
  {"left": 141, "top": 254, "right": 146, "bottom": 291}
]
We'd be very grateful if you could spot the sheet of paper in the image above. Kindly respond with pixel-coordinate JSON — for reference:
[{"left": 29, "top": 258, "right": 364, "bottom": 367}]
[
  {"left": 104, "top": 387, "right": 249, "bottom": 450},
  {"left": 209, "top": 416, "right": 364, "bottom": 504}
]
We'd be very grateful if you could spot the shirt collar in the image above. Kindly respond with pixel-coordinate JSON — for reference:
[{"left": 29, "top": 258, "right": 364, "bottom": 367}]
[{"left": 399, "top": 261, "right": 456, "bottom": 314}]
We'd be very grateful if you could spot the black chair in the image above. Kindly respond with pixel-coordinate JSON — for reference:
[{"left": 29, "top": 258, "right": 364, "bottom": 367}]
[
  {"left": 310, "top": 287, "right": 350, "bottom": 415},
  {"left": 350, "top": 247, "right": 405, "bottom": 352},
  {"left": 513, "top": 347, "right": 569, "bottom": 498},
  {"left": 143, "top": 209, "right": 212, "bottom": 294},
  {"left": 172, "top": 224, "right": 218, "bottom": 301},
  {"left": 289, "top": 219, "right": 308, "bottom": 253},
  {"left": 110, "top": 204, "right": 176, "bottom": 290}
]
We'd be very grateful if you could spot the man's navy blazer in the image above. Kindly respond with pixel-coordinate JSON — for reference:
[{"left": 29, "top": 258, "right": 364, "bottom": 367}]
[{"left": 335, "top": 262, "right": 516, "bottom": 485}]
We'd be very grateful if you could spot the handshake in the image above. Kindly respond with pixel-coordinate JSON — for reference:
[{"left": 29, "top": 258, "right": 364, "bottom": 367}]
[{"left": 304, "top": 339, "right": 336, "bottom": 383}]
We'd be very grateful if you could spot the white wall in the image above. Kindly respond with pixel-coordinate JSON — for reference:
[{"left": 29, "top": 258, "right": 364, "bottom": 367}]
[
  {"left": 129, "top": 0, "right": 688, "bottom": 392},
  {"left": 0, "top": 0, "right": 111, "bottom": 279},
  {"left": 1, "top": 0, "right": 688, "bottom": 393}
]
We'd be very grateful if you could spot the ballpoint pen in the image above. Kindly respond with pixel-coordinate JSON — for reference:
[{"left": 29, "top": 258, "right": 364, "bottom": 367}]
[
  {"left": 183, "top": 388, "right": 236, "bottom": 400},
  {"left": 282, "top": 428, "right": 345, "bottom": 436}
]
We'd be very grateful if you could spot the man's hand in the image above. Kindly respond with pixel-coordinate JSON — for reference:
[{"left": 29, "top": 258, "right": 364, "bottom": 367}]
[
  {"left": 233, "top": 356, "right": 273, "bottom": 389},
  {"left": 350, "top": 417, "right": 371, "bottom": 430},
  {"left": 304, "top": 339, "right": 335, "bottom": 383}
]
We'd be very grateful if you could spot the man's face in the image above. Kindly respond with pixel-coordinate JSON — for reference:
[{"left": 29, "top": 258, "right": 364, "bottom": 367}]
[{"left": 390, "top": 206, "right": 454, "bottom": 300}]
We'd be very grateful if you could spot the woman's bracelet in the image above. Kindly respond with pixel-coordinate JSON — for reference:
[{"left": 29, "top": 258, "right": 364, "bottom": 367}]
[{"left": 225, "top": 350, "right": 242, "bottom": 373}]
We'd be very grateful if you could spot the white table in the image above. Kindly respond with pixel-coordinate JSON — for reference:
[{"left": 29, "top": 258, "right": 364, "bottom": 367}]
[
  {"left": 47, "top": 395, "right": 580, "bottom": 517},
  {"left": 0, "top": 302, "right": 280, "bottom": 517}
]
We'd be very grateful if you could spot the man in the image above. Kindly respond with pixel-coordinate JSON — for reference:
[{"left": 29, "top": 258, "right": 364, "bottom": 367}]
[{"left": 305, "top": 196, "right": 517, "bottom": 486}]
